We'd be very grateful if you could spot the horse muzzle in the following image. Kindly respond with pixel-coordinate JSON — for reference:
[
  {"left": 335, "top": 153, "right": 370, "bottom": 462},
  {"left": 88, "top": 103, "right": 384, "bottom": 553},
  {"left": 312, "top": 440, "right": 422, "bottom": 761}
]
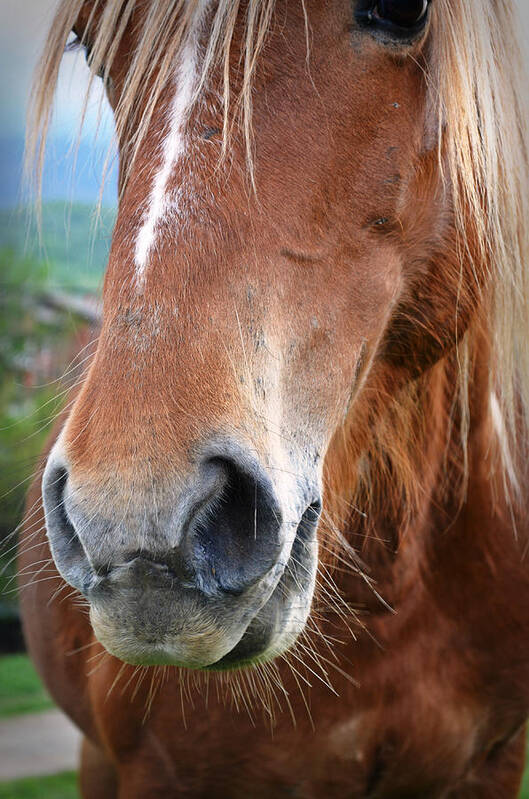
[{"left": 41, "top": 437, "right": 321, "bottom": 668}]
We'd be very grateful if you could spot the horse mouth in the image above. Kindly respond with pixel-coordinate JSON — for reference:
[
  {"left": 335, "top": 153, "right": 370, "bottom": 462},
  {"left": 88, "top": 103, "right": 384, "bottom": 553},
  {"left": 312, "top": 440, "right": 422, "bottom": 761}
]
[{"left": 88, "top": 503, "right": 319, "bottom": 670}]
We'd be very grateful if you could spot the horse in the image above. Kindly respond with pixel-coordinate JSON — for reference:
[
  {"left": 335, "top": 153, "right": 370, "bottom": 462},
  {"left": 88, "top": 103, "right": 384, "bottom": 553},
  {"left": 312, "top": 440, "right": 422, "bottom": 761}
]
[{"left": 17, "top": 0, "right": 529, "bottom": 795}]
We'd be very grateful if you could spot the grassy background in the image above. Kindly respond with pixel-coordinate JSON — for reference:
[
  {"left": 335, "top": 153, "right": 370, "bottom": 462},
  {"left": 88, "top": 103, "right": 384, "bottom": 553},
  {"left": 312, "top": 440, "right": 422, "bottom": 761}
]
[
  {"left": 0, "top": 655, "right": 53, "bottom": 717},
  {"left": 0, "top": 772, "right": 78, "bottom": 799},
  {"left": 523, "top": 767, "right": 529, "bottom": 799}
]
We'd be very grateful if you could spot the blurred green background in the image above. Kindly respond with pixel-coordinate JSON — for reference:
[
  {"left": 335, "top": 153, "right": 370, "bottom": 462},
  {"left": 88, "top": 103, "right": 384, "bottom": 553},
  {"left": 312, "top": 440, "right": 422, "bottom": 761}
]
[{"left": 0, "top": 207, "right": 114, "bottom": 627}]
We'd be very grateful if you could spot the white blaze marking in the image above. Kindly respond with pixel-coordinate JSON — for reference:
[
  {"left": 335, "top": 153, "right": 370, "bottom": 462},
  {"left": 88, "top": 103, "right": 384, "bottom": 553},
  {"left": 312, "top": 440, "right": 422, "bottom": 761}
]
[{"left": 134, "top": 1, "right": 210, "bottom": 283}]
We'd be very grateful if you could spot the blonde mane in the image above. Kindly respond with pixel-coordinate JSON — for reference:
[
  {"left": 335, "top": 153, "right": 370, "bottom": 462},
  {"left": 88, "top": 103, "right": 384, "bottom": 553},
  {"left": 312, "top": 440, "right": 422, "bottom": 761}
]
[{"left": 26, "top": 0, "right": 529, "bottom": 494}]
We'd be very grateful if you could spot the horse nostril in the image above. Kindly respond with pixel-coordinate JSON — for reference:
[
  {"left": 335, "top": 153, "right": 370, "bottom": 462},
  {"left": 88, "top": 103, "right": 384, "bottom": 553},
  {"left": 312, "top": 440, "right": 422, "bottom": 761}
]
[
  {"left": 189, "top": 455, "right": 283, "bottom": 596},
  {"left": 42, "top": 460, "right": 94, "bottom": 593},
  {"left": 297, "top": 499, "right": 322, "bottom": 539},
  {"left": 41, "top": 444, "right": 297, "bottom": 602},
  {"left": 48, "top": 467, "right": 70, "bottom": 528},
  {"left": 209, "top": 456, "right": 282, "bottom": 539}
]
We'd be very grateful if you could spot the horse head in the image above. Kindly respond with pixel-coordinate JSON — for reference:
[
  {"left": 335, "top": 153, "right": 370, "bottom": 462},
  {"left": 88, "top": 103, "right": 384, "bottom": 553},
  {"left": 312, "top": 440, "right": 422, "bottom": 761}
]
[{"left": 38, "top": 0, "right": 494, "bottom": 668}]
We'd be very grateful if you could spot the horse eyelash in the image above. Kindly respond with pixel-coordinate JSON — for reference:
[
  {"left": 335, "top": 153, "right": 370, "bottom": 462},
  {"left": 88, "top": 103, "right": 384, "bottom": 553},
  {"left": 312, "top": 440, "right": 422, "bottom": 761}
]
[{"left": 64, "top": 34, "right": 83, "bottom": 54}]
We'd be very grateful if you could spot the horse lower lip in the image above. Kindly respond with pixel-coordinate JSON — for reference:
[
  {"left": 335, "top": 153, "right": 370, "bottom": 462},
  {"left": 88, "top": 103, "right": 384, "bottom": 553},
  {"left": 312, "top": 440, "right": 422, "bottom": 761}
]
[{"left": 89, "top": 595, "right": 243, "bottom": 668}]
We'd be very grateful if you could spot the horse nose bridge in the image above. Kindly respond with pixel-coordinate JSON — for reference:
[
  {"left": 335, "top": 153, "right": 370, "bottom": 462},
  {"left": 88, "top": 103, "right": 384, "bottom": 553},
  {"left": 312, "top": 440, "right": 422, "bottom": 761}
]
[
  {"left": 42, "top": 437, "right": 289, "bottom": 597},
  {"left": 61, "top": 314, "right": 263, "bottom": 471}
]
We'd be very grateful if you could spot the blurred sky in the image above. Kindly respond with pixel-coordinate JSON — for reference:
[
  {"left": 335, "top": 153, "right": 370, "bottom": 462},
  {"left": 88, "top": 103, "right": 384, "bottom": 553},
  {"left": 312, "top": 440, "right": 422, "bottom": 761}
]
[
  {"left": 0, "top": 0, "right": 116, "bottom": 207},
  {"left": 1, "top": 0, "right": 529, "bottom": 206},
  {"left": 1, "top": 0, "right": 113, "bottom": 141}
]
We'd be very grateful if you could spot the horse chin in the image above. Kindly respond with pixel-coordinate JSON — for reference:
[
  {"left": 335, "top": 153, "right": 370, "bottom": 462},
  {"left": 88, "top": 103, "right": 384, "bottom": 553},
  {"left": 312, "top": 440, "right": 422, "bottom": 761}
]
[
  {"left": 88, "top": 528, "right": 318, "bottom": 670},
  {"left": 89, "top": 601, "right": 238, "bottom": 669}
]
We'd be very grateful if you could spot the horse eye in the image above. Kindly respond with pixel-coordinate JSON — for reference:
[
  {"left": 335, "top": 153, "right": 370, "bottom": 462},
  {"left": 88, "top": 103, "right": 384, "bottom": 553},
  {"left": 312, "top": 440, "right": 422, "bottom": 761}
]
[
  {"left": 373, "top": 0, "right": 429, "bottom": 29},
  {"left": 67, "top": 30, "right": 105, "bottom": 80}
]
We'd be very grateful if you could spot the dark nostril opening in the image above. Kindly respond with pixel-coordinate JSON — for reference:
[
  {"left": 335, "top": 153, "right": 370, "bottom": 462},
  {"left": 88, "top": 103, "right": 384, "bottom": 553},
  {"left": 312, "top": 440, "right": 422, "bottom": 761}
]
[
  {"left": 290, "top": 498, "right": 321, "bottom": 567},
  {"left": 298, "top": 499, "right": 322, "bottom": 537},
  {"left": 306, "top": 499, "right": 322, "bottom": 522},
  {"left": 43, "top": 464, "right": 94, "bottom": 593},
  {"left": 210, "top": 456, "right": 282, "bottom": 540},
  {"left": 51, "top": 468, "right": 73, "bottom": 533},
  {"left": 190, "top": 456, "right": 283, "bottom": 596}
]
